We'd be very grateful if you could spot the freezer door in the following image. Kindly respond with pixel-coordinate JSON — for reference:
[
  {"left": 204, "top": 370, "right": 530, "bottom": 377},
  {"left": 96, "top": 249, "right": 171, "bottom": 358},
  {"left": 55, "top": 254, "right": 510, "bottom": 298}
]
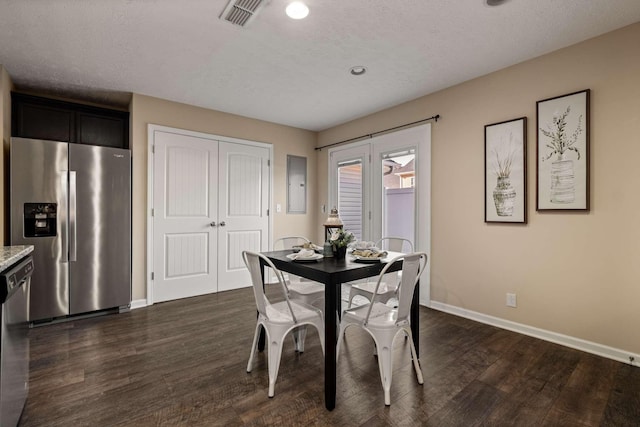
[
  {"left": 68, "top": 144, "right": 131, "bottom": 315},
  {"left": 10, "top": 137, "right": 70, "bottom": 320}
]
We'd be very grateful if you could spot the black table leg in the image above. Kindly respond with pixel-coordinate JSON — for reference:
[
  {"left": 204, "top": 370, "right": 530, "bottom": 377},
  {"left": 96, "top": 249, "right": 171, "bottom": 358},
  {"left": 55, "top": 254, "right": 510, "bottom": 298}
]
[
  {"left": 411, "top": 280, "right": 420, "bottom": 356},
  {"left": 335, "top": 283, "right": 342, "bottom": 321},
  {"left": 325, "top": 281, "right": 337, "bottom": 410},
  {"left": 258, "top": 264, "right": 266, "bottom": 352}
]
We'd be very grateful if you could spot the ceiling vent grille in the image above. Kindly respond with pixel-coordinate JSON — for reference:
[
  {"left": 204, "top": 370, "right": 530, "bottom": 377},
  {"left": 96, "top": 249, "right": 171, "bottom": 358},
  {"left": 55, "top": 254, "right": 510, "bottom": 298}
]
[{"left": 220, "top": 0, "right": 265, "bottom": 27}]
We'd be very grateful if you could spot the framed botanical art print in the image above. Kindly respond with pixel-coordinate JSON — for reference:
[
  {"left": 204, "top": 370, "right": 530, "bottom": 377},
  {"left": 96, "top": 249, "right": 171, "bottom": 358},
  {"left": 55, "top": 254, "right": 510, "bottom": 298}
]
[
  {"left": 536, "top": 89, "right": 590, "bottom": 211},
  {"left": 485, "top": 117, "right": 527, "bottom": 223}
]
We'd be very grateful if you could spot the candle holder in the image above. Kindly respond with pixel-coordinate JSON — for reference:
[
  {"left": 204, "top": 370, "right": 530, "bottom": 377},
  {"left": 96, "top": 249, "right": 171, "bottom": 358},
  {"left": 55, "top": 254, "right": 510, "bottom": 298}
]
[{"left": 323, "top": 207, "right": 343, "bottom": 242}]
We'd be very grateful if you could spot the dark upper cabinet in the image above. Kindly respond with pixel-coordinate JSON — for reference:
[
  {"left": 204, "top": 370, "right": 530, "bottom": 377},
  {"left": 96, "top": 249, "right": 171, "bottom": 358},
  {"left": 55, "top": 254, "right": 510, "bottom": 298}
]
[
  {"left": 77, "top": 112, "right": 127, "bottom": 147},
  {"left": 14, "top": 100, "right": 75, "bottom": 142},
  {"left": 12, "top": 93, "right": 129, "bottom": 149}
]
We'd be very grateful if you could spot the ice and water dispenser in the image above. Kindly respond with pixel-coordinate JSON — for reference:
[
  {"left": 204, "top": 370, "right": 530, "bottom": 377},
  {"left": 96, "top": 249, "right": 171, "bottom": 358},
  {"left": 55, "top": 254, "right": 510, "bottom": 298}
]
[{"left": 23, "top": 203, "right": 57, "bottom": 237}]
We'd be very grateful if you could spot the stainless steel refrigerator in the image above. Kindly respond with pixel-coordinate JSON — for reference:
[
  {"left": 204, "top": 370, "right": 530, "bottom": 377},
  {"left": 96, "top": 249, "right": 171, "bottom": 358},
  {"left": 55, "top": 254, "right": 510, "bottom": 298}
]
[{"left": 10, "top": 137, "right": 131, "bottom": 322}]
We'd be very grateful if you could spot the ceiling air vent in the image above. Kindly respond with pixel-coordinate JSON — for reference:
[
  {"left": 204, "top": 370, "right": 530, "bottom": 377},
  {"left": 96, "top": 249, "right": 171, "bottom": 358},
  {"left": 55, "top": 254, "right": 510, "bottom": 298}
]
[{"left": 220, "top": 0, "right": 266, "bottom": 27}]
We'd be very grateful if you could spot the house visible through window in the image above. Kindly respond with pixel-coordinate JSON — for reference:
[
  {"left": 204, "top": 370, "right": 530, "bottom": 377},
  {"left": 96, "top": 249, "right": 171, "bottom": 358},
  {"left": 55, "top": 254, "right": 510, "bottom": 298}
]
[{"left": 381, "top": 151, "right": 415, "bottom": 241}]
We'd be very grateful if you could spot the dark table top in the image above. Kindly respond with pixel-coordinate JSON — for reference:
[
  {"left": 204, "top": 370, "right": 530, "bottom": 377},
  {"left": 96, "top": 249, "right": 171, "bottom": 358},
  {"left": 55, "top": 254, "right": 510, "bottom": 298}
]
[{"left": 262, "top": 249, "right": 404, "bottom": 285}]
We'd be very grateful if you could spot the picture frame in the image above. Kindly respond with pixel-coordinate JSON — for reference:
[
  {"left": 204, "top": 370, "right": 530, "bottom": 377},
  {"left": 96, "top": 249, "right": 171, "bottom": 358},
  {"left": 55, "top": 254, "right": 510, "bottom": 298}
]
[
  {"left": 536, "top": 89, "right": 590, "bottom": 211},
  {"left": 484, "top": 117, "right": 527, "bottom": 223}
]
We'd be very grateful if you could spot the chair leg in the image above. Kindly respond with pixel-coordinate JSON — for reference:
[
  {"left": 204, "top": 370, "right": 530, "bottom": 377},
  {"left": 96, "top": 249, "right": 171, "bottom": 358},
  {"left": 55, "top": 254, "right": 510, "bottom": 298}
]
[
  {"left": 267, "top": 330, "right": 287, "bottom": 398},
  {"left": 347, "top": 288, "right": 355, "bottom": 308},
  {"left": 247, "top": 323, "right": 262, "bottom": 373},
  {"left": 373, "top": 336, "right": 394, "bottom": 406},
  {"left": 308, "top": 317, "right": 326, "bottom": 356},
  {"left": 294, "top": 326, "right": 308, "bottom": 353},
  {"left": 336, "top": 321, "right": 348, "bottom": 359},
  {"left": 406, "top": 329, "right": 424, "bottom": 385}
]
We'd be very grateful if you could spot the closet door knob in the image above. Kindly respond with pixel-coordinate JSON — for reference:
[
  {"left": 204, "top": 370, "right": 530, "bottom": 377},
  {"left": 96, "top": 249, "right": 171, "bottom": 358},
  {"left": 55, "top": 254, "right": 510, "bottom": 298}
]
[
  {"left": 219, "top": 221, "right": 226, "bottom": 227},
  {"left": 210, "top": 221, "right": 217, "bottom": 227}
]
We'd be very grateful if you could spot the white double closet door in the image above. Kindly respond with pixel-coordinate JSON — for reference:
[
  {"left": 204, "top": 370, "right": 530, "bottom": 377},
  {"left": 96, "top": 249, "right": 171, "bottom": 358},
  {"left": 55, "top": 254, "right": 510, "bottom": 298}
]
[{"left": 150, "top": 125, "right": 270, "bottom": 303}]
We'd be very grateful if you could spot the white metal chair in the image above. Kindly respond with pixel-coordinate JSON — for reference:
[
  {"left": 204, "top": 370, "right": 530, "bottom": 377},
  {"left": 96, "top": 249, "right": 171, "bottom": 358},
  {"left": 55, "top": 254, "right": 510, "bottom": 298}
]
[
  {"left": 347, "top": 237, "right": 413, "bottom": 308},
  {"left": 273, "top": 236, "right": 325, "bottom": 352},
  {"left": 243, "top": 250, "right": 325, "bottom": 398},
  {"left": 273, "top": 237, "right": 325, "bottom": 308},
  {"left": 337, "top": 252, "right": 427, "bottom": 405}
]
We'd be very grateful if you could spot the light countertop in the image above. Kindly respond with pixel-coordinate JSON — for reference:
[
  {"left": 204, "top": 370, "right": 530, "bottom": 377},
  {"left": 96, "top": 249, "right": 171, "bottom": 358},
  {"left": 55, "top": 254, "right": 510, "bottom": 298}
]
[{"left": 0, "top": 245, "right": 34, "bottom": 271}]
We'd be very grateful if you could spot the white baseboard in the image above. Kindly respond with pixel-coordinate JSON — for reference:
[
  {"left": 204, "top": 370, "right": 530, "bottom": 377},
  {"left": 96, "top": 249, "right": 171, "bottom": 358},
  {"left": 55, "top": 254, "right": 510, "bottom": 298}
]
[
  {"left": 429, "top": 301, "right": 638, "bottom": 367},
  {"left": 130, "top": 299, "right": 148, "bottom": 310}
]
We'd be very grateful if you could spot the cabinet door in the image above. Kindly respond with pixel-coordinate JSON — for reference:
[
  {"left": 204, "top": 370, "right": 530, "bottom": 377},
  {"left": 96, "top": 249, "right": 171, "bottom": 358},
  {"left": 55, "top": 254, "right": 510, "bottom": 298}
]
[
  {"left": 13, "top": 101, "right": 75, "bottom": 142},
  {"left": 77, "top": 112, "right": 128, "bottom": 148},
  {"left": 12, "top": 92, "right": 129, "bottom": 148}
]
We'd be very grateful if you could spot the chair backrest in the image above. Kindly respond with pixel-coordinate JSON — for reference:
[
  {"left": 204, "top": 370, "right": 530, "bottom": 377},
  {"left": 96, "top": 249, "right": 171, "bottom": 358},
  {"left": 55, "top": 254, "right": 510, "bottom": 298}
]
[
  {"left": 242, "top": 251, "right": 298, "bottom": 322},
  {"left": 376, "top": 237, "right": 413, "bottom": 253},
  {"left": 364, "top": 252, "right": 427, "bottom": 325},
  {"left": 273, "top": 236, "right": 311, "bottom": 251}
]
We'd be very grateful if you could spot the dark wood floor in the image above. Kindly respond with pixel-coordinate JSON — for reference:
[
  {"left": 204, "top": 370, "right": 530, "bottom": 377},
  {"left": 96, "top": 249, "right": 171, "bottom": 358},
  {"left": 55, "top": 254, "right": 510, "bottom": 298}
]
[{"left": 20, "top": 286, "right": 639, "bottom": 427}]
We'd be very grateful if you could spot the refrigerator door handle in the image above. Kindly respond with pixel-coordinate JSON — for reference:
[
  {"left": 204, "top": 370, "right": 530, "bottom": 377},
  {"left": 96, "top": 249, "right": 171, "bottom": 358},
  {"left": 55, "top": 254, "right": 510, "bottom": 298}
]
[
  {"left": 61, "top": 172, "right": 69, "bottom": 263},
  {"left": 69, "top": 171, "right": 77, "bottom": 262}
]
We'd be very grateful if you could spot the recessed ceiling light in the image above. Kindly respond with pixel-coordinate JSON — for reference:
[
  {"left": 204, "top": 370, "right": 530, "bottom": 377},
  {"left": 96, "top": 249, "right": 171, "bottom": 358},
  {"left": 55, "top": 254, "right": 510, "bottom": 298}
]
[
  {"left": 486, "top": 0, "right": 509, "bottom": 5},
  {"left": 286, "top": 1, "right": 309, "bottom": 19},
  {"left": 350, "top": 66, "right": 366, "bottom": 76}
]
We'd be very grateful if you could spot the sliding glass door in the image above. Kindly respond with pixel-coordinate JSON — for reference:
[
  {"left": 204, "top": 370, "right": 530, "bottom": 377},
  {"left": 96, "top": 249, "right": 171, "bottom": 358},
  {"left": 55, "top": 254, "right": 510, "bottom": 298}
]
[
  {"left": 375, "top": 148, "right": 416, "bottom": 243},
  {"left": 329, "top": 124, "right": 432, "bottom": 304},
  {"left": 329, "top": 144, "right": 370, "bottom": 241},
  {"left": 337, "top": 160, "right": 364, "bottom": 240}
]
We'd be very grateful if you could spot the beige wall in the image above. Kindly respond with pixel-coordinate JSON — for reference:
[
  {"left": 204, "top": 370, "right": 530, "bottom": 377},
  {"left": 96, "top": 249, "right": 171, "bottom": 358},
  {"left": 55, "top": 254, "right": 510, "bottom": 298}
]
[
  {"left": 317, "top": 23, "right": 640, "bottom": 355},
  {"left": 130, "top": 94, "right": 318, "bottom": 300},
  {"left": 0, "top": 65, "right": 13, "bottom": 245}
]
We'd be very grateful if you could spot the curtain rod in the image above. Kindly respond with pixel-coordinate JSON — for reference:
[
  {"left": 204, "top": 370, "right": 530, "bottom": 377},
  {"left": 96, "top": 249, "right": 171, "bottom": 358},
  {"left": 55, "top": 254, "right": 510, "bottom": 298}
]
[{"left": 315, "top": 114, "right": 440, "bottom": 151}]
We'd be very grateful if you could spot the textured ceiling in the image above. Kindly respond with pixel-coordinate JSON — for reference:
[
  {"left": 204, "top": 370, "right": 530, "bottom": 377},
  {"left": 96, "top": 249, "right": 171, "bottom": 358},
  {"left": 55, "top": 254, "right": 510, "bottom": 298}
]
[{"left": 1, "top": 1, "right": 639, "bottom": 131}]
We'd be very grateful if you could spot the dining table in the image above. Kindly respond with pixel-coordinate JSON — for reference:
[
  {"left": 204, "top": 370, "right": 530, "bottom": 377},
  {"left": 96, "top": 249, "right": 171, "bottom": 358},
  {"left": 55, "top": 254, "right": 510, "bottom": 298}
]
[{"left": 258, "top": 249, "right": 420, "bottom": 411}]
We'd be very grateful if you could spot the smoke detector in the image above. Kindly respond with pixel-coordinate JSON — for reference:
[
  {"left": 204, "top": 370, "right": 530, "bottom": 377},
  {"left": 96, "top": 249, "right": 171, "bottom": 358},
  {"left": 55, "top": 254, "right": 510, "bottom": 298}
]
[{"left": 220, "top": 0, "right": 266, "bottom": 27}]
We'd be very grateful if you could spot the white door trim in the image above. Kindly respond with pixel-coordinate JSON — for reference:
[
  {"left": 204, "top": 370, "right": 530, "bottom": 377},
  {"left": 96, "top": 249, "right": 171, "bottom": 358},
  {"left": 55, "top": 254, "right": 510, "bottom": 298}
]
[{"left": 146, "top": 124, "right": 273, "bottom": 306}]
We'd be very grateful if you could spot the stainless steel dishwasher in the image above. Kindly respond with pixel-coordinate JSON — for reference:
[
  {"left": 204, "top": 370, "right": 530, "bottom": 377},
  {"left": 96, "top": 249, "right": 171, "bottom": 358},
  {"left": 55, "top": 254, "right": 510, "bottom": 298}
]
[{"left": 0, "top": 255, "right": 33, "bottom": 427}]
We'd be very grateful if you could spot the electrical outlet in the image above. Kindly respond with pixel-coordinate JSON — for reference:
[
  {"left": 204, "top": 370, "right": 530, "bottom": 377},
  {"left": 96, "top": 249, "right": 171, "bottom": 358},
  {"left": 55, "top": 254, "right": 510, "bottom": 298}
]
[
  {"left": 276, "top": 203, "right": 282, "bottom": 213},
  {"left": 506, "top": 293, "right": 517, "bottom": 308}
]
